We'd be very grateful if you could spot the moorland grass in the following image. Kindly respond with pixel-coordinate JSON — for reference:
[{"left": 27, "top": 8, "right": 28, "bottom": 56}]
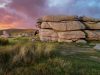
[{"left": 0, "top": 38, "right": 100, "bottom": 75}]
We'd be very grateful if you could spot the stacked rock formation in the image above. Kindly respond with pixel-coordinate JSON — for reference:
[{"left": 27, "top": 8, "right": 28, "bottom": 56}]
[{"left": 37, "top": 16, "right": 100, "bottom": 42}]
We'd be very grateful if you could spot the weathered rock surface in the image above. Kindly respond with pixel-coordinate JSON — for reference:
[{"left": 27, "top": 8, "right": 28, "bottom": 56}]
[
  {"left": 80, "top": 16, "right": 100, "bottom": 22},
  {"left": 58, "top": 31, "right": 85, "bottom": 40},
  {"left": 66, "top": 21, "right": 85, "bottom": 30},
  {"left": 39, "top": 29, "right": 58, "bottom": 37},
  {"left": 85, "top": 30, "right": 100, "bottom": 40},
  {"left": 48, "top": 21, "right": 85, "bottom": 31},
  {"left": 41, "top": 22, "right": 51, "bottom": 29},
  {"left": 48, "top": 22, "right": 67, "bottom": 31},
  {"left": 41, "top": 16, "right": 78, "bottom": 22},
  {"left": 84, "top": 22, "right": 100, "bottom": 29}
]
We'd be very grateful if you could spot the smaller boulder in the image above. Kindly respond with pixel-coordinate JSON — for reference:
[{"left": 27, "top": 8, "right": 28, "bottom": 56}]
[
  {"left": 31, "top": 38, "right": 35, "bottom": 42},
  {"left": 76, "top": 40, "right": 87, "bottom": 44}
]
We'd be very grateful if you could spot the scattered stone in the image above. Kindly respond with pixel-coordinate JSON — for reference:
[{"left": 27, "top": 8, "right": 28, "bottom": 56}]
[
  {"left": 93, "top": 44, "right": 100, "bottom": 50},
  {"left": 0, "top": 31, "right": 10, "bottom": 38},
  {"left": 31, "top": 38, "right": 35, "bottom": 42}
]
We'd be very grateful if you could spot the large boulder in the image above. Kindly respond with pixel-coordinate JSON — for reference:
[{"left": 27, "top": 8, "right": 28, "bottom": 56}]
[
  {"left": 58, "top": 31, "right": 85, "bottom": 40},
  {"left": 41, "top": 16, "right": 78, "bottom": 22},
  {"left": 84, "top": 22, "right": 100, "bottom": 29},
  {"left": 85, "top": 30, "right": 100, "bottom": 40},
  {"left": 48, "top": 21, "right": 85, "bottom": 31}
]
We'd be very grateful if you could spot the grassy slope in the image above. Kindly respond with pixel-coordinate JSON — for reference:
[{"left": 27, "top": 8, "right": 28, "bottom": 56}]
[{"left": 0, "top": 38, "right": 100, "bottom": 75}]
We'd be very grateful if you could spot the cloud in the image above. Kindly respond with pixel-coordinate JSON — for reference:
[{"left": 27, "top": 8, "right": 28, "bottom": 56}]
[
  {"left": 8, "top": 0, "right": 47, "bottom": 17},
  {"left": 47, "top": 0, "right": 100, "bottom": 18},
  {"left": 0, "top": 0, "right": 100, "bottom": 29},
  {"left": 0, "top": 0, "right": 48, "bottom": 29}
]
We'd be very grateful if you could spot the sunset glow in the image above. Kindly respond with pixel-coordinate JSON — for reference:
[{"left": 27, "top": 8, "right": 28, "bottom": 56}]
[{"left": 0, "top": 0, "right": 100, "bottom": 29}]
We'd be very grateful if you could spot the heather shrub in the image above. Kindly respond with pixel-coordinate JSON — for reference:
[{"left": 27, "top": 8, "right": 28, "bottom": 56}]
[{"left": 0, "top": 38, "right": 9, "bottom": 45}]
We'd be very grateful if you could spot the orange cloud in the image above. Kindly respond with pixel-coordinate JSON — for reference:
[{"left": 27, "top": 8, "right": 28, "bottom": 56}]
[
  {"left": 0, "top": 23, "right": 16, "bottom": 30},
  {"left": 0, "top": 8, "right": 35, "bottom": 30}
]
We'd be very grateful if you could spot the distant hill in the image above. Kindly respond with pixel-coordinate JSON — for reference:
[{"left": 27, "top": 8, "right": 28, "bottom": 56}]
[{"left": 0, "top": 29, "right": 37, "bottom": 35}]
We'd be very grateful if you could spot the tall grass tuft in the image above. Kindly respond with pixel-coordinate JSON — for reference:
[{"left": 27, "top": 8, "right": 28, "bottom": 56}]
[
  {"left": 12, "top": 42, "right": 35, "bottom": 65},
  {"left": 34, "top": 42, "right": 59, "bottom": 58},
  {"left": 33, "top": 58, "right": 72, "bottom": 75},
  {"left": 12, "top": 42, "right": 59, "bottom": 65}
]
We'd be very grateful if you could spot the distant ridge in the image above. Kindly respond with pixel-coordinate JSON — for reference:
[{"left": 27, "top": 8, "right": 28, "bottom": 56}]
[{"left": 0, "top": 29, "right": 37, "bottom": 35}]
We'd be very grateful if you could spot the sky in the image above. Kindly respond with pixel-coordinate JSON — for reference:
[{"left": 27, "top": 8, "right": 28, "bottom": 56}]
[{"left": 0, "top": 0, "right": 100, "bottom": 29}]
